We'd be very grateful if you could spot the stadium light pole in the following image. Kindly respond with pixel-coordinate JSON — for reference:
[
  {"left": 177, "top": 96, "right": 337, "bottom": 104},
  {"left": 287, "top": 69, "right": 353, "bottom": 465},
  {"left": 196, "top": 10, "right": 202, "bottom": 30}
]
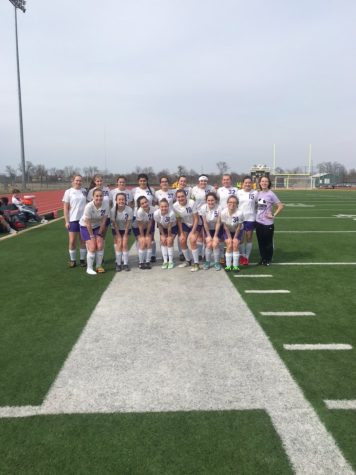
[{"left": 8, "top": 0, "right": 27, "bottom": 190}]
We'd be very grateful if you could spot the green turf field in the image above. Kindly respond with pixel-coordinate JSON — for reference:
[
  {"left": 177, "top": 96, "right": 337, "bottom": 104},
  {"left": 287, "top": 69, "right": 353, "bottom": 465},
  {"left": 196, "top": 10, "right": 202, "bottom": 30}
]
[{"left": 0, "top": 190, "right": 355, "bottom": 473}]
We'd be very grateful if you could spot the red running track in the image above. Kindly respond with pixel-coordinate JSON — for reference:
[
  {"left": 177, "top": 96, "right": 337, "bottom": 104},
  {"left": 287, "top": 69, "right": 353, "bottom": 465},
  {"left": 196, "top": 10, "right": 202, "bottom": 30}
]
[{"left": 3, "top": 190, "right": 65, "bottom": 215}]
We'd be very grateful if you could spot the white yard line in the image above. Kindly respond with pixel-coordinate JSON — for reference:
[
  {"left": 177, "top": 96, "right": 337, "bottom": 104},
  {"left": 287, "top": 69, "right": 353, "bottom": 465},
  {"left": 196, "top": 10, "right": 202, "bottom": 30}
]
[
  {"left": 324, "top": 400, "right": 356, "bottom": 410},
  {"left": 234, "top": 274, "right": 273, "bottom": 278},
  {"left": 261, "top": 312, "right": 315, "bottom": 316},
  {"left": 276, "top": 231, "right": 356, "bottom": 233},
  {"left": 245, "top": 290, "right": 290, "bottom": 294},
  {"left": 0, "top": 255, "right": 353, "bottom": 473},
  {"left": 274, "top": 262, "right": 356, "bottom": 266},
  {"left": 284, "top": 344, "right": 352, "bottom": 351}
]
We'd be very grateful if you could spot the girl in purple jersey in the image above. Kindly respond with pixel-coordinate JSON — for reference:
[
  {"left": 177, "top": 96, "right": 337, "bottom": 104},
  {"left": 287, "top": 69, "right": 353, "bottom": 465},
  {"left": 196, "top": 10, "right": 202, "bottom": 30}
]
[{"left": 256, "top": 176, "right": 284, "bottom": 266}]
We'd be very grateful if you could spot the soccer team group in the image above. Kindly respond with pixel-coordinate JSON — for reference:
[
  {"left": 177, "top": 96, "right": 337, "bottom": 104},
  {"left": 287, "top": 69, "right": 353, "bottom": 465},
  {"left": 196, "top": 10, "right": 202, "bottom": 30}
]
[{"left": 63, "top": 173, "right": 284, "bottom": 275}]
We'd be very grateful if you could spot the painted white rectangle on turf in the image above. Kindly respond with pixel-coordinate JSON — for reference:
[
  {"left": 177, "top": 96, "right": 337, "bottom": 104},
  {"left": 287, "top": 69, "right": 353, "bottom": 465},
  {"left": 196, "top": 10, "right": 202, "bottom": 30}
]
[
  {"left": 324, "top": 400, "right": 356, "bottom": 410},
  {"left": 284, "top": 344, "right": 352, "bottom": 351},
  {"left": 245, "top": 290, "right": 290, "bottom": 294},
  {"left": 261, "top": 312, "right": 315, "bottom": 316},
  {"left": 234, "top": 275, "right": 273, "bottom": 278}
]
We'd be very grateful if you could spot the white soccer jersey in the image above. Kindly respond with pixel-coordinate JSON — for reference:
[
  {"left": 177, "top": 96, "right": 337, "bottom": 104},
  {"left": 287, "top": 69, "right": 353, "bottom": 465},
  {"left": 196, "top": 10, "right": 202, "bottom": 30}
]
[
  {"left": 110, "top": 205, "right": 133, "bottom": 230},
  {"left": 79, "top": 201, "right": 109, "bottom": 229},
  {"left": 135, "top": 205, "right": 155, "bottom": 224},
  {"left": 173, "top": 199, "right": 198, "bottom": 227},
  {"left": 153, "top": 209, "right": 177, "bottom": 228},
  {"left": 87, "top": 186, "right": 111, "bottom": 204},
  {"left": 191, "top": 185, "right": 214, "bottom": 213},
  {"left": 110, "top": 188, "right": 133, "bottom": 207},
  {"left": 217, "top": 186, "right": 238, "bottom": 209},
  {"left": 174, "top": 186, "right": 192, "bottom": 201},
  {"left": 62, "top": 187, "right": 87, "bottom": 221},
  {"left": 220, "top": 208, "right": 244, "bottom": 232},
  {"left": 237, "top": 189, "right": 258, "bottom": 221},
  {"left": 154, "top": 189, "right": 175, "bottom": 209},
  {"left": 200, "top": 204, "right": 221, "bottom": 230},
  {"left": 132, "top": 187, "right": 155, "bottom": 209}
]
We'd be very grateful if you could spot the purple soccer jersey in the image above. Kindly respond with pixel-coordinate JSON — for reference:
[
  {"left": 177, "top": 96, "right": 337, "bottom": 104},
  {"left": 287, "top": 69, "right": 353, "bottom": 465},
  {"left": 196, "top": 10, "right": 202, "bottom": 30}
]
[{"left": 256, "top": 190, "right": 280, "bottom": 225}]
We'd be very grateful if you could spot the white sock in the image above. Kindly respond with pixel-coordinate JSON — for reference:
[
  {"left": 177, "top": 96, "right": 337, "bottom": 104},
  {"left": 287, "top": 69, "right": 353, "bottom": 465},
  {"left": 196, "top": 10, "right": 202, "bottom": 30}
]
[
  {"left": 146, "top": 248, "right": 152, "bottom": 263},
  {"left": 213, "top": 248, "right": 220, "bottom": 263},
  {"left": 239, "top": 243, "right": 246, "bottom": 257},
  {"left": 168, "top": 247, "right": 174, "bottom": 263},
  {"left": 161, "top": 245, "right": 168, "bottom": 263},
  {"left": 177, "top": 240, "right": 182, "bottom": 255},
  {"left": 138, "top": 249, "right": 146, "bottom": 264},
  {"left": 123, "top": 252, "right": 129, "bottom": 265},
  {"left": 96, "top": 250, "right": 104, "bottom": 267},
  {"left": 246, "top": 242, "right": 253, "bottom": 258},
  {"left": 197, "top": 241, "right": 203, "bottom": 258},
  {"left": 205, "top": 247, "right": 212, "bottom": 262},
  {"left": 69, "top": 249, "right": 76, "bottom": 261},
  {"left": 182, "top": 248, "right": 191, "bottom": 262},
  {"left": 115, "top": 251, "right": 122, "bottom": 265},
  {"left": 151, "top": 241, "right": 156, "bottom": 257},
  {"left": 225, "top": 252, "right": 232, "bottom": 267},
  {"left": 80, "top": 248, "right": 87, "bottom": 260},
  {"left": 87, "top": 251, "right": 95, "bottom": 270},
  {"left": 192, "top": 248, "right": 199, "bottom": 264},
  {"left": 219, "top": 242, "right": 225, "bottom": 259},
  {"left": 233, "top": 252, "right": 240, "bottom": 267}
]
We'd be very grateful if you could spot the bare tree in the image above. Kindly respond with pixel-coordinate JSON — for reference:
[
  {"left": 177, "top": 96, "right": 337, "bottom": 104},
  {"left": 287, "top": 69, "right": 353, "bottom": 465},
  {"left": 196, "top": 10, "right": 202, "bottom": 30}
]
[
  {"left": 216, "top": 161, "right": 229, "bottom": 176},
  {"left": 35, "top": 164, "right": 48, "bottom": 185},
  {"left": 177, "top": 165, "right": 187, "bottom": 177},
  {"left": 18, "top": 161, "right": 35, "bottom": 184},
  {"left": 5, "top": 165, "right": 16, "bottom": 183}
]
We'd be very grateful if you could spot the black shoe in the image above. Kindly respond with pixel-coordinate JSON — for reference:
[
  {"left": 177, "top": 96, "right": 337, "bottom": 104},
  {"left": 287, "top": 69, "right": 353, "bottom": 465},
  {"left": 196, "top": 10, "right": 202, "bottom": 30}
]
[
  {"left": 265, "top": 261, "right": 271, "bottom": 267},
  {"left": 122, "top": 264, "right": 130, "bottom": 271},
  {"left": 139, "top": 263, "right": 145, "bottom": 270},
  {"left": 199, "top": 255, "right": 203, "bottom": 261},
  {"left": 69, "top": 260, "right": 76, "bottom": 268},
  {"left": 116, "top": 263, "right": 122, "bottom": 272},
  {"left": 150, "top": 256, "right": 156, "bottom": 263},
  {"left": 80, "top": 259, "right": 86, "bottom": 267},
  {"left": 145, "top": 262, "right": 152, "bottom": 269},
  {"left": 179, "top": 254, "right": 185, "bottom": 261},
  {"left": 258, "top": 260, "right": 266, "bottom": 266}
]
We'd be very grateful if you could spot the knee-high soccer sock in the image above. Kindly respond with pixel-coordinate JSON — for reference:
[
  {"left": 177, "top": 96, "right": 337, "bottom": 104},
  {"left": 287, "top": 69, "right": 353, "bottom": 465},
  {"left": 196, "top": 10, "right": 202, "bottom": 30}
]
[
  {"left": 245, "top": 242, "right": 253, "bottom": 258},
  {"left": 146, "top": 248, "right": 153, "bottom": 263},
  {"left": 239, "top": 242, "right": 246, "bottom": 257},
  {"left": 197, "top": 241, "right": 203, "bottom": 258},
  {"left": 233, "top": 252, "right": 240, "bottom": 267},
  {"left": 177, "top": 240, "right": 183, "bottom": 256},
  {"left": 87, "top": 251, "right": 95, "bottom": 271},
  {"left": 205, "top": 247, "right": 212, "bottom": 263},
  {"left": 225, "top": 252, "right": 232, "bottom": 267},
  {"left": 168, "top": 247, "right": 174, "bottom": 263},
  {"left": 96, "top": 250, "right": 104, "bottom": 267},
  {"left": 182, "top": 248, "right": 191, "bottom": 262},
  {"left": 80, "top": 248, "right": 87, "bottom": 261},
  {"left": 69, "top": 249, "right": 76, "bottom": 261},
  {"left": 115, "top": 251, "right": 122, "bottom": 265},
  {"left": 138, "top": 249, "right": 146, "bottom": 264},
  {"left": 151, "top": 241, "right": 156, "bottom": 257},
  {"left": 213, "top": 248, "right": 220, "bottom": 264},
  {"left": 191, "top": 248, "right": 199, "bottom": 264},
  {"left": 123, "top": 251, "right": 129, "bottom": 265},
  {"left": 161, "top": 245, "right": 168, "bottom": 263},
  {"left": 219, "top": 242, "right": 225, "bottom": 259}
]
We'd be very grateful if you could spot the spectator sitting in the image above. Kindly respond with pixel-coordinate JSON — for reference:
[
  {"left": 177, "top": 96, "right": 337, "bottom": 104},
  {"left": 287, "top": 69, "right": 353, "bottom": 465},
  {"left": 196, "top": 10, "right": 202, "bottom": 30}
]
[{"left": 11, "top": 189, "right": 47, "bottom": 224}]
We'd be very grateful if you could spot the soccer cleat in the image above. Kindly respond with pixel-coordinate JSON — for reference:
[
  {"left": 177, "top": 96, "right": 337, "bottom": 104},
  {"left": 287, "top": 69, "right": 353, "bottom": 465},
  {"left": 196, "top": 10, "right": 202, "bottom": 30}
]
[
  {"left": 40, "top": 218, "right": 48, "bottom": 224},
  {"left": 232, "top": 266, "right": 240, "bottom": 272},
  {"left": 80, "top": 259, "right": 86, "bottom": 267},
  {"left": 68, "top": 260, "right": 76, "bottom": 268},
  {"left": 145, "top": 262, "right": 152, "bottom": 269},
  {"left": 150, "top": 256, "right": 156, "bottom": 263},
  {"left": 190, "top": 263, "right": 200, "bottom": 272},
  {"left": 239, "top": 256, "right": 247, "bottom": 266},
  {"left": 122, "top": 264, "right": 131, "bottom": 271},
  {"left": 116, "top": 263, "right": 122, "bottom": 272},
  {"left": 264, "top": 261, "right": 271, "bottom": 267},
  {"left": 178, "top": 260, "right": 191, "bottom": 268},
  {"left": 86, "top": 268, "right": 97, "bottom": 275},
  {"left": 203, "top": 261, "right": 210, "bottom": 270},
  {"left": 179, "top": 254, "right": 185, "bottom": 261},
  {"left": 214, "top": 263, "right": 222, "bottom": 271},
  {"left": 244, "top": 257, "right": 249, "bottom": 266},
  {"left": 224, "top": 265, "right": 232, "bottom": 272},
  {"left": 96, "top": 266, "right": 106, "bottom": 273},
  {"left": 139, "top": 263, "right": 145, "bottom": 270},
  {"left": 161, "top": 262, "right": 169, "bottom": 269},
  {"left": 167, "top": 262, "right": 174, "bottom": 269}
]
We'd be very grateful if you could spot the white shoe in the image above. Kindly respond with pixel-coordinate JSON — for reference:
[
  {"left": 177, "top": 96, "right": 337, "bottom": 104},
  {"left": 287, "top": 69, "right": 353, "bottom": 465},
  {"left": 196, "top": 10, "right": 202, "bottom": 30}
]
[
  {"left": 41, "top": 219, "right": 48, "bottom": 224},
  {"left": 86, "top": 268, "right": 97, "bottom": 275},
  {"left": 178, "top": 260, "right": 191, "bottom": 268},
  {"left": 190, "top": 263, "right": 200, "bottom": 272},
  {"left": 9, "top": 228, "right": 17, "bottom": 234}
]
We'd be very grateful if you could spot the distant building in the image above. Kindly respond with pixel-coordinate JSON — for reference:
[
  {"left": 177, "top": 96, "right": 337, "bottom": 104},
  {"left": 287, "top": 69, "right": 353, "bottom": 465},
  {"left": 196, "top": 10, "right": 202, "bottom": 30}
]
[
  {"left": 250, "top": 164, "right": 270, "bottom": 182},
  {"left": 312, "top": 173, "right": 335, "bottom": 188}
]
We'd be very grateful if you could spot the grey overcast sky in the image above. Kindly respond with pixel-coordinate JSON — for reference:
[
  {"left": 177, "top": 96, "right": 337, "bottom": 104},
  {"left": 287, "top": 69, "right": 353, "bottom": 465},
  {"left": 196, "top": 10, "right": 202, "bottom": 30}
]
[{"left": 1, "top": 0, "right": 355, "bottom": 175}]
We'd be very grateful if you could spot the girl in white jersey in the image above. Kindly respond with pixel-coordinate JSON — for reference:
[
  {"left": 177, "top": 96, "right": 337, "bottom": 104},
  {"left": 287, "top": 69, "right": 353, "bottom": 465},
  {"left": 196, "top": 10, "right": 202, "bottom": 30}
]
[
  {"left": 154, "top": 176, "right": 175, "bottom": 210},
  {"left": 110, "top": 176, "right": 133, "bottom": 208},
  {"left": 173, "top": 189, "right": 201, "bottom": 272},
  {"left": 201, "top": 192, "right": 223, "bottom": 271},
  {"left": 175, "top": 175, "right": 192, "bottom": 261},
  {"left": 87, "top": 175, "right": 111, "bottom": 236},
  {"left": 237, "top": 176, "right": 258, "bottom": 266},
  {"left": 217, "top": 174, "right": 238, "bottom": 209},
  {"left": 79, "top": 188, "right": 109, "bottom": 275},
  {"left": 110, "top": 192, "right": 133, "bottom": 272},
  {"left": 135, "top": 196, "right": 155, "bottom": 270},
  {"left": 191, "top": 175, "right": 214, "bottom": 259},
  {"left": 220, "top": 195, "right": 244, "bottom": 272},
  {"left": 62, "top": 175, "right": 88, "bottom": 268},
  {"left": 154, "top": 198, "right": 178, "bottom": 269}
]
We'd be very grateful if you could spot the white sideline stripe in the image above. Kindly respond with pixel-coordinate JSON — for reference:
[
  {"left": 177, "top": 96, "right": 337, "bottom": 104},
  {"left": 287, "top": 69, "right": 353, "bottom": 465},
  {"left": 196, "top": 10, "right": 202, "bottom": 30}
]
[
  {"left": 324, "top": 400, "right": 356, "bottom": 410},
  {"left": 273, "top": 262, "right": 356, "bottom": 266},
  {"left": 234, "top": 274, "right": 273, "bottom": 278},
  {"left": 261, "top": 312, "right": 315, "bottom": 316},
  {"left": 0, "top": 249, "right": 353, "bottom": 474},
  {"left": 0, "top": 216, "right": 63, "bottom": 241},
  {"left": 284, "top": 344, "right": 352, "bottom": 351},
  {"left": 245, "top": 290, "right": 290, "bottom": 294},
  {"left": 276, "top": 231, "right": 356, "bottom": 233}
]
